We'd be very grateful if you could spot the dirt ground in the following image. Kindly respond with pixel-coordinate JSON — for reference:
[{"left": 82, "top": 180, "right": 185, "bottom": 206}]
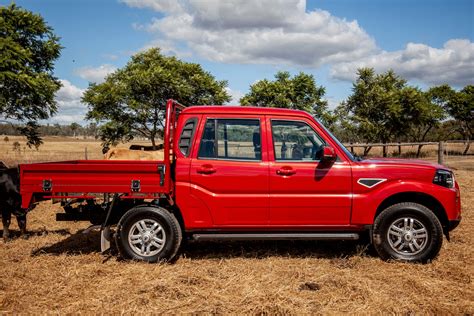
[{"left": 0, "top": 139, "right": 473, "bottom": 313}]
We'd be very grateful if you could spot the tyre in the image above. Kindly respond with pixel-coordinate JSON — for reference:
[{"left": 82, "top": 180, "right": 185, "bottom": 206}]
[
  {"left": 373, "top": 202, "right": 443, "bottom": 263},
  {"left": 115, "top": 205, "right": 182, "bottom": 263}
]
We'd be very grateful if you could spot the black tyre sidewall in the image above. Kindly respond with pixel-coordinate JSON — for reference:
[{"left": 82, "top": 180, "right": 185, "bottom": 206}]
[
  {"left": 373, "top": 203, "right": 443, "bottom": 263},
  {"left": 116, "top": 206, "right": 181, "bottom": 263}
]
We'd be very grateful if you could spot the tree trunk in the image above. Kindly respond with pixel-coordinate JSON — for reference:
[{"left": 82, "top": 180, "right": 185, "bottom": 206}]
[
  {"left": 464, "top": 139, "right": 471, "bottom": 155},
  {"left": 151, "top": 133, "right": 156, "bottom": 150},
  {"left": 416, "top": 125, "right": 432, "bottom": 157},
  {"left": 363, "top": 146, "right": 372, "bottom": 156},
  {"left": 416, "top": 145, "right": 424, "bottom": 158},
  {"left": 382, "top": 143, "right": 387, "bottom": 157}
]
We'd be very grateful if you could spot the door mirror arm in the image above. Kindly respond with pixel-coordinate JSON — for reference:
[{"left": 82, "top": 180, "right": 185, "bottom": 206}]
[{"left": 315, "top": 146, "right": 337, "bottom": 163}]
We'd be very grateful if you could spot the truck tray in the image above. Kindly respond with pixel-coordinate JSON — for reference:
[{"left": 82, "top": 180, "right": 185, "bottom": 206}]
[{"left": 20, "top": 159, "right": 167, "bottom": 208}]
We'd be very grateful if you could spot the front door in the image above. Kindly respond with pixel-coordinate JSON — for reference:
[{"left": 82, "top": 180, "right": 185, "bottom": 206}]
[
  {"left": 190, "top": 117, "right": 269, "bottom": 226},
  {"left": 267, "top": 118, "right": 352, "bottom": 226}
]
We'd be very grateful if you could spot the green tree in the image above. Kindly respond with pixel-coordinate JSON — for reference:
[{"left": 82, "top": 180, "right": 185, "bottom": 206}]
[
  {"left": 341, "top": 68, "right": 406, "bottom": 146},
  {"left": 0, "top": 4, "right": 62, "bottom": 147},
  {"left": 86, "top": 122, "right": 98, "bottom": 138},
  {"left": 83, "top": 48, "right": 230, "bottom": 148},
  {"left": 337, "top": 68, "right": 446, "bottom": 157},
  {"left": 429, "top": 84, "right": 473, "bottom": 154},
  {"left": 69, "top": 122, "right": 81, "bottom": 138},
  {"left": 240, "top": 71, "right": 331, "bottom": 124},
  {"left": 402, "top": 87, "right": 445, "bottom": 156}
]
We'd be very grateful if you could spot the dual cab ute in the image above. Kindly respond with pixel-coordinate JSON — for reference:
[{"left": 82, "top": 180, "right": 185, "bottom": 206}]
[{"left": 19, "top": 100, "right": 461, "bottom": 263}]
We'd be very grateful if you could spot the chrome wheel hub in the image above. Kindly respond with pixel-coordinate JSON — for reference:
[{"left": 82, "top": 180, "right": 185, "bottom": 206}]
[
  {"left": 387, "top": 217, "right": 428, "bottom": 255},
  {"left": 128, "top": 219, "right": 166, "bottom": 257}
]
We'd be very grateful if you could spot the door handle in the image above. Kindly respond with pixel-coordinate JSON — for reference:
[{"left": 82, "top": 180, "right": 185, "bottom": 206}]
[
  {"left": 197, "top": 164, "right": 216, "bottom": 174},
  {"left": 276, "top": 167, "right": 296, "bottom": 176}
]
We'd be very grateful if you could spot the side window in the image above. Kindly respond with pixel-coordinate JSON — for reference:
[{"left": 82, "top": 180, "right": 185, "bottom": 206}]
[
  {"left": 198, "top": 118, "right": 261, "bottom": 160},
  {"left": 179, "top": 118, "right": 197, "bottom": 157},
  {"left": 271, "top": 120, "right": 325, "bottom": 161}
]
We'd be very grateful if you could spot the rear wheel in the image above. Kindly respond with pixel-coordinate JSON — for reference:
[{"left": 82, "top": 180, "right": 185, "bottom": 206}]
[
  {"left": 373, "top": 202, "right": 443, "bottom": 263},
  {"left": 115, "top": 205, "right": 182, "bottom": 262}
]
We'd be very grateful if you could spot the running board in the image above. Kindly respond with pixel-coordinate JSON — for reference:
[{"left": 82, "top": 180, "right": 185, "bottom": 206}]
[{"left": 192, "top": 233, "right": 359, "bottom": 241}]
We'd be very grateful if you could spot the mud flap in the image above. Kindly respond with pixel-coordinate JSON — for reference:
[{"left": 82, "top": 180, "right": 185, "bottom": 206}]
[
  {"left": 444, "top": 229, "right": 450, "bottom": 242},
  {"left": 101, "top": 226, "right": 111, "bottom": 253}
]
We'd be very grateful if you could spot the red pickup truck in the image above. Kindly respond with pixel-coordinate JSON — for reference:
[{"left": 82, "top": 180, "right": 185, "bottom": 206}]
[{"left": 19, "top": 100, "right": 461, "bottom": 263}]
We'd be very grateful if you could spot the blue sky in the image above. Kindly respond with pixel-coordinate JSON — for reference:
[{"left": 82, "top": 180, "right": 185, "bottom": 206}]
[{"left": 3, "top": 0, "right": 473, "bottom": 124}]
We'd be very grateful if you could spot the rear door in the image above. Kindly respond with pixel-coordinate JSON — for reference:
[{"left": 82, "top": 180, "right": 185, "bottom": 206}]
[
  {"left": 267, "top": 116, "right": 352, "bottom": 226},
  {"left": 189, "top": 115, "right": 269, "bottom": 226}
]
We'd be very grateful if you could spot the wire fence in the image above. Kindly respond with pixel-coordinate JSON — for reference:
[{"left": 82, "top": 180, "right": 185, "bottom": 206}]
[{"left": 343, "top": 140, "right": 473, "bottom": 164}]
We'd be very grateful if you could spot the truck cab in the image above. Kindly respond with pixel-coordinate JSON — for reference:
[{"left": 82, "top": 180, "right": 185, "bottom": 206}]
[{"left": 19, "top": 100, "right": 462, "bottom": 263}]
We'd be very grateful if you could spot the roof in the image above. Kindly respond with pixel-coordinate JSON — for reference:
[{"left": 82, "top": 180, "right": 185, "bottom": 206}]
[{"left": 181, "top": 105, "right": 313, "bottom": 118}]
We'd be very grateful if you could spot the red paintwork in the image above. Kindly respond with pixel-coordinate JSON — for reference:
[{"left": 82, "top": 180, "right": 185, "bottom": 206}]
[
  {"left": 20, "top": 160, "right": 166, "bottom": 208},
  {"left": 19, "top": 101, "right": 462, "bottom": 232}
]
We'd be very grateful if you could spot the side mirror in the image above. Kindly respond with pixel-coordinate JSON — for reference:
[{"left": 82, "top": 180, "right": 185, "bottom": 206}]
[{"left": 319, "top": 146, "right": 337, "bottom": 162}]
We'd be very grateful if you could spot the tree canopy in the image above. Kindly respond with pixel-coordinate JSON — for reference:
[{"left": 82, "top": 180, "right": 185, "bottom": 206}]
[
  {"left": 0, "top": 4, "right": 62, "bottom": 147},
  {"left": 239, "top": 71, "right": 331, "bottom": 124},
  {"left": 83, "top": 48, "right": 231, "bottom": 148},
  {"left": 335, "top": 68, "right": 445, "bottom": 146},
  {"left": 427, "top": 84, "right": 473, "bottom": 153}
]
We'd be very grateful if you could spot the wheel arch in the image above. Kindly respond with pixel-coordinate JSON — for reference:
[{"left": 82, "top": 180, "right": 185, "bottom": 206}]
[
  {"left": 133, "top": 201, "right": 186, "bottom": 229},
  {"left": 375, "top": 192, "right": 448, "bottom": 230}
]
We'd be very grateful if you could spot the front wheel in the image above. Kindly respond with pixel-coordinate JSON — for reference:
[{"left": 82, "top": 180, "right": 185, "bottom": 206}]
[
  {"left": 115, "top": 205, "right": 182, "bottom": 262},
  {"left": 373, "top": 202, "right": 443, "bottom": 263}
]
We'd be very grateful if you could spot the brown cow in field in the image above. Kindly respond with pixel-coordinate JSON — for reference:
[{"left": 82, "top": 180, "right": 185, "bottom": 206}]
[
  {"left": 104, "top": 148, "right": 164, "bottom": 160},
  {"left": 0, "top": 162, "right": 28, "bottom": 241}
]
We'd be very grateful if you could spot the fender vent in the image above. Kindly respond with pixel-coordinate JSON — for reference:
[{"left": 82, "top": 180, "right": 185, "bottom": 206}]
[{"left": 357, "top": 178, "right": 386, "bottom": 188}]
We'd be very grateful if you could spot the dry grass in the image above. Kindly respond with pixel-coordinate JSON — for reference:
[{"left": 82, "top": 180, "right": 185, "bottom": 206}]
[
  {"left": 0, "top": 138, "right": 473, "bottom": 314},
  {"left": 0, "top": 136, "right": 151, "bottom": 165}
]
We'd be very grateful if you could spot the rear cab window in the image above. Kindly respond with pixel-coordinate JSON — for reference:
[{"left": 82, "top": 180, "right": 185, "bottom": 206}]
[{"left": 179, "top": 118, "right": 198, "bottom": 157}]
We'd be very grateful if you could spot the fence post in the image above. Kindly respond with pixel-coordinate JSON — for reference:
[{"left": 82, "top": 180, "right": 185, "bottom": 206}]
[
  {"left": 85, "top": 146, "right": 88, "bottom": 160},
  {"left": 438, "top": 141, "right": 444, "bottom": 165},
  {"left": 398, "top": 142, "right": 402, "bottom": 156},
  {"left": 382, "top": 143, "right": 387, "bottom": 157}
]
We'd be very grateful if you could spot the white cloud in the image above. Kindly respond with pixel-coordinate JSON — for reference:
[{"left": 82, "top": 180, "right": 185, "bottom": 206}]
[
  {"left": 124, "top": 0, "right": 377, "bottom": 67},
  {"left": 122, "top": 0, "right": 473, "bottom": 87},
  {"left": 51, "top": 80, "right": 87, "bottom": 124},
  {"left": 47, "top": 114, "right": 87, "bottom": 125},
  {"left": 56, "top": 79, "right": 84, "bottom": 105},
  {"left": 331, "top": 39, "right": 474, "bottom": 87},
  {"left": 141, "top": 39, "right": 192, "bottom": 58},
  {"left": 75, "top": 64, "right": 116, "bottom": 83},
  {"left": 326, "top": 96, "right": 342, "bottom": 110},
  {"left": 225, "top": 87, "right": 244, "bottom": 105}
]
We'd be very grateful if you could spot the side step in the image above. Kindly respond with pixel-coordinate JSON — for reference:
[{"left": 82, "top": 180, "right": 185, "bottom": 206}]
[{"left": 192, "top": 233, "right": 359, "bottom": 241}]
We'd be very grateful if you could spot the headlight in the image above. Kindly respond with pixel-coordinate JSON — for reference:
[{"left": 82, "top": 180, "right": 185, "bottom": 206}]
[{"left": 433, "top": 169, "right": 454, "bottom": 188}]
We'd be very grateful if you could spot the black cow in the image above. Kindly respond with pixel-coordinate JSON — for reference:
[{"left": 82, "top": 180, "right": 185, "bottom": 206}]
[{"left": 0, "top": 162, "right": 27, "bottom": 241}]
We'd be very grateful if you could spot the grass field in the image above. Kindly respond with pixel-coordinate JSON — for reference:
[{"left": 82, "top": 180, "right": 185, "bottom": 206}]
[{"left": 0, "top": 138, "right": 472, "bottom": 313}]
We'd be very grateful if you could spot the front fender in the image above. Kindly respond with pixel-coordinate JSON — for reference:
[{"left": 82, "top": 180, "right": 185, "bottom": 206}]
[{"left": 351, "top": 180, "right": 458, "bottom": 225}]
